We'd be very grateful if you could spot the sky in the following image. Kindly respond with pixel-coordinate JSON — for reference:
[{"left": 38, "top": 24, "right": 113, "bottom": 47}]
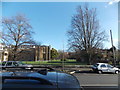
[
  {"left": 2, "top": 0, "right": 118, "bottom": 50},
  {"left": 118, "top": 2, "right": 120, "bottom": 44}
]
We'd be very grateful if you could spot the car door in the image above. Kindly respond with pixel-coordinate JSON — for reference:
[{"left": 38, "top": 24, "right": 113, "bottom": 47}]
[
  {"left": 100, "top": 64, "right": 108, "bottom": 72},
  {"left": 107, "top": 64, "right": 115, "bottom": 73}
]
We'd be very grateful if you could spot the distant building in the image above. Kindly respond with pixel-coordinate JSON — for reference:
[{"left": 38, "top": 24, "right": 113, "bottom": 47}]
[
  {"left": 0, "top": 43, "right": 9, "bottom": 62},
  {"left": 66, "top": 48, "right": 117, "bottom": 63},
  {"left": 0, "top": 44, "right": 51, "bottom": 61}
]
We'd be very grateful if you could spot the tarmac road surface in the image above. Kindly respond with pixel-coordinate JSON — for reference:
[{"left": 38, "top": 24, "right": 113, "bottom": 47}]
[
  {"left": 81, "top": 86, "right": 119, "bottom": 90},
  {"left": 73, "top": 73, "right": 120, "bottom": 90}
]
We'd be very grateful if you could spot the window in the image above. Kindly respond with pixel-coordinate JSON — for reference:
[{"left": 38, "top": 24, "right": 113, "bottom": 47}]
[
  {"left": 13, "top": 62, "right": 18, "bottom": 66},
  {"left": 6, "top": 62, "right": 12, "bottom": 66},
  {"left": 93, "top": 64, "right": 99, "bottom": 67},
  {"left": 4, "top": 53, "right": 8, "bottom": 56},
  {"left": 18, "top": 61, "right": 25, "bottom": 65},
  {"left": 101, "top": 64, "right": 106, "bottom": 68},
  {"left": 107, "top": 64, "right": 113, "bottom": 68},
  {"left": 2, "top": 62, "right": 6, "bottom": 66}
]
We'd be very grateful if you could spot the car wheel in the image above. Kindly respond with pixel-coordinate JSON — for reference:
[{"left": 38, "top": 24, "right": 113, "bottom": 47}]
[
  {"left": 2, "top": 67, "right": 5, "bottom": 70},
  {"left": 30, "top": 67, "right": 33, "bottom": 70},
  {"left": 115, "top": 70, "right": 119, "bottom": 74},
  {"left": 98, "top": 70, "right": 102, "bottom": 74}
]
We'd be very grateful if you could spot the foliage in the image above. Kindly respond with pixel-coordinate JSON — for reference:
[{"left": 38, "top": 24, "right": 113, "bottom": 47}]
[{"left": 51, "top": 48, "right": 59, "bottom": 60}]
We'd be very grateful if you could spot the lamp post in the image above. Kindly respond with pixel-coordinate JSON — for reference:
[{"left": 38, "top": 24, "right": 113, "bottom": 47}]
[
  {"left": 110, "top": 30, "right": 116, "bottom": 66},
  {"left": 62, "top": 40, "right": 65, "bottom": 71}
]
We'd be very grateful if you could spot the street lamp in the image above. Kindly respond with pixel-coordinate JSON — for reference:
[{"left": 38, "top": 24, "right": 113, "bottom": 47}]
[{"left": 110, "top": 30, "right": 116, "bottom": 66}]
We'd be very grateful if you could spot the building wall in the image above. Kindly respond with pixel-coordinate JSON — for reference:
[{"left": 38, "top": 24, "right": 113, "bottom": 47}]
[
  {"left": 35, "top": 46, "right": 51, "bottom": 61},
  {"left": 0, "top": 51, "right": 3, "bottom": 62},
  {"left": 0, "top": 43, "right": 9, "bottom": 62},
  {"left": 10, "top": 48, "right": 36, "bottom": 61},
  {"left": 7, "top": 45, "right": 51, "bottom": 61}
]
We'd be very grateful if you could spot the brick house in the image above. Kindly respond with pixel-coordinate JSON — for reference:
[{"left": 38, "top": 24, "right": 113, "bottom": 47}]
[{"left": 0, "top": 44, "right": 51, "bottom": 61}]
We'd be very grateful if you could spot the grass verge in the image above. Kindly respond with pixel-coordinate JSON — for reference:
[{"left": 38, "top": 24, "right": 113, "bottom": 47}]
[{"left": 22, "top": 59, "right": 88, "bottom": 66}]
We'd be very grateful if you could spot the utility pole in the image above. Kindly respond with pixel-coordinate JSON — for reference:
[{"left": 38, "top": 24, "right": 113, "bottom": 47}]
[
  {"left": 110, "top": 30, "right": 116, "bottom": 66},
  {"left": 62, "top": 40, "right": 65, "bottom": 71}
]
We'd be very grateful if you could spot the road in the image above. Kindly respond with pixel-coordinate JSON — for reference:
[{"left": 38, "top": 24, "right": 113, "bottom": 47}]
[
  {"left": 73, "top": 73, "right": 120, "bottom": 90},
  {"left": 74, "top": 73, "right": 118, "bottom": 86}
]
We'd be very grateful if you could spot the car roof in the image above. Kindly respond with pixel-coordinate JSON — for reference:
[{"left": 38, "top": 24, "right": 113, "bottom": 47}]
[
  {"left": 96, "top": 63, "right": 108, "bottom": 65},
  {"left": 2, "top": 61, "right": 21, "bottom": 62},
  {"left": 0, "top": 70, "right": 80, "bottom": 88}
]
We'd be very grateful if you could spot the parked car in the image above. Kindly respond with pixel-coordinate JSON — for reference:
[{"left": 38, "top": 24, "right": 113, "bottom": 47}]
[
  {"left": 92, "top": 63, "right": 120, "bottom": 74},
  {"left": 0, "top": 61, "right": 33, "bottom": 69},
  {"left": 0, "top": 67, "right": 81, "bottom": 90}
]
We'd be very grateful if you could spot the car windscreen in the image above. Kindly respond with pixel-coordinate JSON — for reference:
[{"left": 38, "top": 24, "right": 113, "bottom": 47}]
[
  {"left": 2, "top": 76, "right": 53, "bottom": 85},
  {"left": 18, "top": 61, "right": 25, "bottom": 65},
  {"left": 107, "top": 64, "right": 113, "bottom": 68},
  {"left": 93, "top": 64, "right": 99, "bottom": 67},
  {"left": 4, "top": 79, "right": 40, "bottom": 84},
  {"left": 13, "top": 62, "right": 19, "bottom": 66}
]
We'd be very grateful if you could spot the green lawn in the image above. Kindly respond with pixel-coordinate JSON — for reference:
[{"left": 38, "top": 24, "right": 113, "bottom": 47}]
[{"left": 23, "top": 59, "right": 87, "bottom": 66}]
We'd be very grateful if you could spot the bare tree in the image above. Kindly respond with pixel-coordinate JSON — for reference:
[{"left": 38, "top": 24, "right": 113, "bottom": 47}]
[
  {"left": 2, "top": 14, "right": 35, "bottom": 61},
  {"left": 117, "top": 41, "right": 120, "bottom": 64},
  {"left": 67, "top": 5, "right": 107, "bottom": 64}
]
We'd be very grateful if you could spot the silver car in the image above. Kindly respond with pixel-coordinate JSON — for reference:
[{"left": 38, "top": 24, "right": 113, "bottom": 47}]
[
  {"left": 92, "top": 63, "right": 120, "bottom": 74},
  {"left": 1, "top": 61, "right": 33, "bottom": 69}
]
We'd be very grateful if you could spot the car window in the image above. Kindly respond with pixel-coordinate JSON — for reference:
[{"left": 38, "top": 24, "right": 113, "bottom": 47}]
[
  {"left": 2, "top": 62, "right": 6, "bottom": 66},
  {"left": 18, "top": 62, "right": 25, "bottom": 65},
  {"left": 4, "top": 79, "right": 41, "bottom": 84},
  {"left": 107, "top": 64, "right": 113, "bottom": 68},
  {"left": 6, "top": 62, "right": 12, "bottom": 66},
  {"left": 101, "top": 64, "right": 106, "bottom": 68}
]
